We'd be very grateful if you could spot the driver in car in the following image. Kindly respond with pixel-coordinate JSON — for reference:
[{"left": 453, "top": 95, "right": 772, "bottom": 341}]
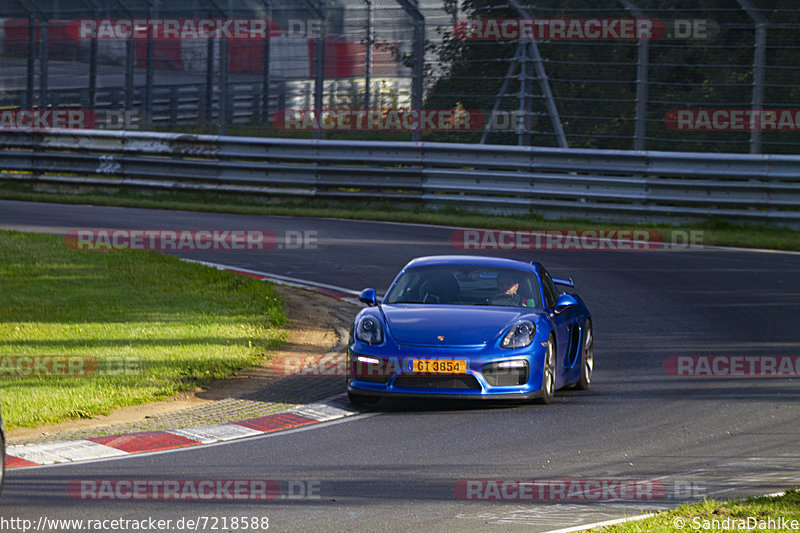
[{"left": 496, "top": 271, "right": 536, "bottom": 307}]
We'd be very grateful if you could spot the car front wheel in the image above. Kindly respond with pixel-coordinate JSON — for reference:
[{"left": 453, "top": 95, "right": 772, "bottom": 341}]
[
  {"left": 575, "top": 319, "right": 593, "bottom": 390},
  {"left": 538, "top": 336, "right": 556, "bottom": 404}
]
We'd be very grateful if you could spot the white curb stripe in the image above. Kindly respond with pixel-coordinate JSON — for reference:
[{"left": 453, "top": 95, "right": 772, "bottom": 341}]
[
  {"left": 6, "top": 395, "right": 357, "bottom": 467},
  {"left": 7, "top": 439, "right": 127, "bottom": 465},
  {"left": 169, "top": 423, "right": 264, "bottom": 444},
  {"left": 291, "top": 403, "right": 358, "bottom": 422}
]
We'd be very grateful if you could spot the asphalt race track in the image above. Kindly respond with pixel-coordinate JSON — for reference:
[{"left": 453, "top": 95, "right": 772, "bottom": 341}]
[{"left": 1, "top": 199, "right": 799, "bottom": 532}]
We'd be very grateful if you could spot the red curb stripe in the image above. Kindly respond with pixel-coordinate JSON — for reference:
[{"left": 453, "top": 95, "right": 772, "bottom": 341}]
[
  {"left": 312, "top": 288, "right": 346, "bottom": 299},
  {"left": 222, "top": 268, "right": 268, "bottom": 280},
  {"left": 89, "top": 431, "right": 201, "bottom": 453},
  {"left": 220, "top": 267, "right": 350, "bottom": 299},
  {"left": 4, "top": 396, "right": 354, "bottom": 469},
  {"left": 6, "top": 455, "right": 40, "bottom": 468},
  {"left": 234, "top": 413, "right": 316, "bottom": 433}
]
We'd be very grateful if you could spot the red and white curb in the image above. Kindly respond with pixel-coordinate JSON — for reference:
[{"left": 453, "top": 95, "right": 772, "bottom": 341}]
[
  {"left": 5, "top": 394, "right": 358, "bottom": 469},
  {"left": 4, "top": 259, "right": 362, "bottom": 469}
]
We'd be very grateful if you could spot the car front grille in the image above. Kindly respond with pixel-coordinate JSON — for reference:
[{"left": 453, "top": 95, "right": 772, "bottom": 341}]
[{"left": 393, "top": 375, "right": 482, "bottom": 390}]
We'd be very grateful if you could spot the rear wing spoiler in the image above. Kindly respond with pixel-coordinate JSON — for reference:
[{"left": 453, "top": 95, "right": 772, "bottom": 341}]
[{"left": 552, "top": 276, "right": 575, "bottom": 288}]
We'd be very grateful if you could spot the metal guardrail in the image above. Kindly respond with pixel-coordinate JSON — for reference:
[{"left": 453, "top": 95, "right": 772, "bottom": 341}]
[
  {"left": 1, "top": 129, "right": 799, "bottom": 225},
  {"left": 3, "top": 82, "right": 299, "bottom": 127}
]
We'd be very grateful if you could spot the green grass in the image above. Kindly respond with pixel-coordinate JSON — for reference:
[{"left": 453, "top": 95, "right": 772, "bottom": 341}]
[
  {"left": 596, "top": 490, "right": 800, "bottom": 532},
  {"left": 0, "top": 230, "right": 286, "bottom": 430},
  {"left": 1, "top": 183, "right": 800, "bottom": 251}
]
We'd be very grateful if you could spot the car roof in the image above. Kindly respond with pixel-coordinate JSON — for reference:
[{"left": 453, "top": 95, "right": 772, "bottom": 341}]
[{"left": 404, "top": 255, "right": 541, "bottom": 274}]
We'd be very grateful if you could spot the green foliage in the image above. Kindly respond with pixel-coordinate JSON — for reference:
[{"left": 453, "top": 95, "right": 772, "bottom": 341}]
[
  {"left": 425, "top": 0, "right": 800, "bottom": 153},
  {"left": 0, "top": 231, "right": 286, "bottom": 429}
]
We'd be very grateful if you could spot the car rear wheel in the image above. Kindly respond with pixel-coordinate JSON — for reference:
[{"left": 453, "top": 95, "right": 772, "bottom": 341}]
[
  {"left": 538, "top": 336, "right": 556, "bottom": 404},
  {"left": 575, "top": 320, "right": 593, "bottom": 390}
]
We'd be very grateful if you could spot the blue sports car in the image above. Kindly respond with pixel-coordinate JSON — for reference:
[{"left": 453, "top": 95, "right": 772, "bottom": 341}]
[{"left": 347, "top": 255, "right": 593, "bottom": 405}]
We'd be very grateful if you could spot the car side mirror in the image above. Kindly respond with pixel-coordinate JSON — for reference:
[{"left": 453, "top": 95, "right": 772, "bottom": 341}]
[
  {"left": 359, "top": 288, "right": 379, "bottom": 306},
  {"left": 554, "top": 293, "right": 578, "bottom": 315}
]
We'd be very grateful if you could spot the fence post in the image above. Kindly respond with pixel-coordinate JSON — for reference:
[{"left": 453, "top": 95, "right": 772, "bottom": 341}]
[
  {"left": 125, "top": 38, "right": 134, "bottom": 128},
  {"left": 261, "top": 0, "right": 272, "bottom": 124},
  {"left": 299, "top": 0, "right": 326, "bottom": 140},
  {"left": 507, "top": 0, "right": 567, "bottom": 148},
  {"left": 26, "top": 17, "right": 35, "bottom": 108},
  {"left": 205, "top": 38, "right": 215, "bottom": 126},
  {"left": 89, "top": 36, "right": 98, "bottom": 109},
  {"left": 39, "top": 20, "right": 49, "bottom": 109},
  {"left": 314, "top": 35, "right": 324, "bottom": 140},
  {"left": 364, "top": 0, "right": 374, "bottom": 109},
  {"left": 395, "top": 0, "right": 425, "bottom": 142},
  {"left": 619, "top": 0, "right": 649, "bottom": 151},
  {"left": 480, "top": 43, "right": 523, "bottom": 144},
  {"left": 737, "top": 0, "right": 766, "bottom": 154},
  {"left": 219, "top": 38, "right": 229, "bottom": 134},
  {"left": 519, "top": 43, "right": 532, "bottom": 146},
  {"left": 144, "top": 1, "right": 155, "bottom": 128}
]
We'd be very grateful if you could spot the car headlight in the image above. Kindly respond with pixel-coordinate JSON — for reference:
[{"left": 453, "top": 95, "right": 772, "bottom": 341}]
[
  {"left": 501, "top": 321, "right": 535, "bottom": 349},
  {"left": 355, "top": 315, "right": 384, "bottom": 344}
]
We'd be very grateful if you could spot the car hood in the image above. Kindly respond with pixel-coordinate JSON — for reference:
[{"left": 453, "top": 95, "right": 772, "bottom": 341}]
[{"left": 381, "top": 304, "right": 533, "bottom": 347}]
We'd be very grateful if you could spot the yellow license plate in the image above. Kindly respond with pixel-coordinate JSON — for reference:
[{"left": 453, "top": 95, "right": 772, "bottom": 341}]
[{"left": 409, "top": 359, "right": 468, "bottom": 374}]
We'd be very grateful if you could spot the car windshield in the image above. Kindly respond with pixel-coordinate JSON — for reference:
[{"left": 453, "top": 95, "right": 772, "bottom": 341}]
[{"left": 384, "top": 265, "right": 541, "bottom": 308}]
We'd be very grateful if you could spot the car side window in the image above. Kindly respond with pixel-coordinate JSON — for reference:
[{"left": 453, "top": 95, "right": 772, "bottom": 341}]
[{"left": 541, "top": 269, "right": 557, "bottom": 309}]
